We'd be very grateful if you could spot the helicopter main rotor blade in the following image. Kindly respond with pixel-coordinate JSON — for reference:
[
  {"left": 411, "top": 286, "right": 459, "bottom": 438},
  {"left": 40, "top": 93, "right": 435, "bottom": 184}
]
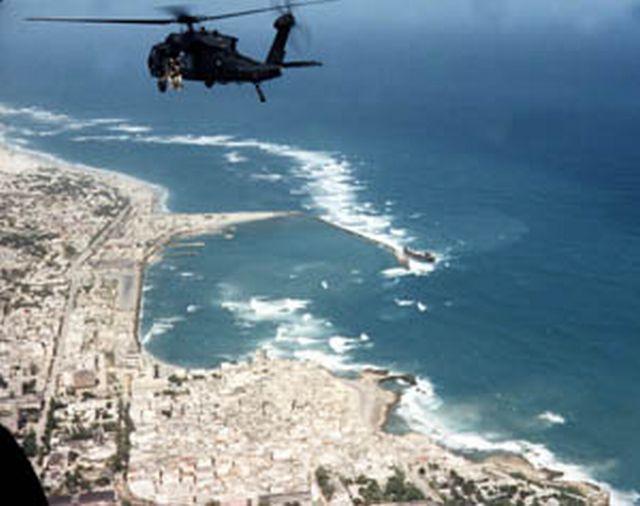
[
  {"left": 26, "top": 16, "right": 175, "bottom": 25},
  {"left": 26, "top": 0, "right": 338, "bottom": 26},
  {"left": 182, "top": 0, "right": 338, "bottom": 23}
]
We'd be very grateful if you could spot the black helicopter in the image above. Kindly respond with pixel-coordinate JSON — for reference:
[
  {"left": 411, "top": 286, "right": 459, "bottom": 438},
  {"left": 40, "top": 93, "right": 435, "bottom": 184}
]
[{"left": 27, "top": 1, "right": 335, "bottom": 102}]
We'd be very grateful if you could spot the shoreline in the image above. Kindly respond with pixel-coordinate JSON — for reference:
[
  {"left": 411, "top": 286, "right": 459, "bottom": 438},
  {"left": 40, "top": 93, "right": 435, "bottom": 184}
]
[
  {"left": 0, "top": 136, "right": 613, "bottom": 504},
  {"left": 1, "top": 139, "right": 172, "bottom": 215}
]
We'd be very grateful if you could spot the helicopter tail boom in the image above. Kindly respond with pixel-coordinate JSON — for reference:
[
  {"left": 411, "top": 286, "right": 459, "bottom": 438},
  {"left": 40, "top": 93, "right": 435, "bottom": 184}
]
[{"left": 266, "top": 13, "right": 295, "bottom": 65}]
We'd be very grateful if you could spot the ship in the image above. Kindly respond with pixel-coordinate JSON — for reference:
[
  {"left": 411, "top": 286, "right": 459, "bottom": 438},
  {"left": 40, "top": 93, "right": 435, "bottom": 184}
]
[{"left": 397, "top": 246, "right": 437, "bottom": 266}]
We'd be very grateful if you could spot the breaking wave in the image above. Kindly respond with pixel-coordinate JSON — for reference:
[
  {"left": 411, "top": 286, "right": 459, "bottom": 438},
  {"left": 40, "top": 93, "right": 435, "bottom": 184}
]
[
  {"left": 219, "top": 285, "right": 370, "bottom": 371},
  {"left": 69, "top": 129, "right": 440, "bottom": 276},
  {"left": 224, "top": 151, "right": 248, "bottom": 164},
  {"left": 538, "top": 411, "right": 567, "bottom": 426},
  {"left": 107, "top": 124, "right": 152, "bottom": 134},
  {"left": 141, "top": 316, "right": 184, "bottom": 345},
  {"left": 397, "top": 380, "right": 638, "bottom": 506},
  {"left": 394, "top": 298, "right": 429, "bottom": 312},
  {"left": 0, "top": 102, "right": 124, "bottom": 136}
]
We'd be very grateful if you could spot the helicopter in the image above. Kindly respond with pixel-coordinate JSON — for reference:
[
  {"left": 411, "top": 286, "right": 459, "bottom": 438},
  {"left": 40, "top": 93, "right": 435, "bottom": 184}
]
[{"left": 27, "top": 0, "right": 336, "bottom": 103}]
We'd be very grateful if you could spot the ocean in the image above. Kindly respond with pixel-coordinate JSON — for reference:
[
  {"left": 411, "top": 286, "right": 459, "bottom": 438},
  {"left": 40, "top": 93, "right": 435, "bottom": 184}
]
[{"left": 1, "top": 0, "right": 640, "bottom": 502}]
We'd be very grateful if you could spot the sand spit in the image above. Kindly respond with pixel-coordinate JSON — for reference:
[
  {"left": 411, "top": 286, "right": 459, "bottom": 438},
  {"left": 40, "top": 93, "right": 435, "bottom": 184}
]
[{"left": 0, "top": 141, "right": 609, "bottom": 505}]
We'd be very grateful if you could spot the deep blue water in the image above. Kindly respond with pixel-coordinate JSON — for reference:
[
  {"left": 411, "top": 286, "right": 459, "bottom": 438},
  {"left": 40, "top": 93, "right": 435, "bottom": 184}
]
[{"left": 2, "top": 0, "right": 640, "bottom": 502}]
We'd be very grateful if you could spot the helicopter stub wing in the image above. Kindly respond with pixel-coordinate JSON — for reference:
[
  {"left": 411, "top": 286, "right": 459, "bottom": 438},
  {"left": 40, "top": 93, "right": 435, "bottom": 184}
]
[{"left": 281, "top": 60, "right": 322, "bottom": 67}]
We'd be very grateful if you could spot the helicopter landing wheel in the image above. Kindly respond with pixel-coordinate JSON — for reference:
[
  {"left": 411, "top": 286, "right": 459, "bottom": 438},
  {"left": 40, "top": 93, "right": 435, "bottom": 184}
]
[
  {"left": 205, "top": 79, "right": 214, "bottom": 89},
  {"left": 157, "top": 79, "right": 168, "bottom": 93}
]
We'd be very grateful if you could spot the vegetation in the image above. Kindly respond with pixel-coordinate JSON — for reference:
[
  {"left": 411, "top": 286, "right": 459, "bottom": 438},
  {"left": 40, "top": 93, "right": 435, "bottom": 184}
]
[
  {"left": 355, "top": 468, "right": 425, "bottom": 504},
  {"left": 384, "top": 468, "right": 426, "bottom": 501},
  {"left": 95, "top": 476, "right": 111, "bottom": 487},
  {"left": 22, "top": 429, "right": 38, "bottom": 458},
  {"left": 358, "top": 477, "right": 385, "bottom": 503},
  {"left": 168, "top": 374, "right": 185, "bottom": 387},
  {"left": 0, "top": 232, "right": 49, "bottom": 258},
  {"left": 63, "top": 243, "right": 77, "bottom": 259},
  {"left": 63, "top": 468, "right": 88, "bottom": 494},
  {"left": 39, "top": 398, "right": 58, "bottom": 462},
  {"left": 22, "top": 379, "right": 37, "bottom": 395},
  {"left": 315, "top": 466, "right": 335, "bottom": 500},
  {"left": 103, "top": 421, "right": 118, "bottom": 433},
  {"left": 561, "top": 486, "right": 586, "bottom": 498},
  {"left": 109, "top": 398, "right": 135, "bottom": 474},
  {"left": 93, "top": 204, "right": 121, "bottom": 218},
  {"left": 68, "top": 424, "right": 94, "bottom": 441},
  {"left": 51, "top": 398, "right": 67, "bottom": 411},
  {"left": 556, "top": 491, "right": 587, "bottom": 506}
]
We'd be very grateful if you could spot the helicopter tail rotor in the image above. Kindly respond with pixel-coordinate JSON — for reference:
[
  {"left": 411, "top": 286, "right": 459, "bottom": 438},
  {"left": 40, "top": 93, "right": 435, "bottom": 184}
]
[
  {"left": 266, "top": 0, "right": 323, "bottom": 65},
  {"left": 270, "top": 0, "right": 313, "bottom": 54}
]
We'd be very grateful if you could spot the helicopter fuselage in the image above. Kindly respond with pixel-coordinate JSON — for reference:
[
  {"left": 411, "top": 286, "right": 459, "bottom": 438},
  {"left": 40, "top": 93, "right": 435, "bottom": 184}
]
[{"left": 147, "top": 29, "right": 282, "bottom": 87}]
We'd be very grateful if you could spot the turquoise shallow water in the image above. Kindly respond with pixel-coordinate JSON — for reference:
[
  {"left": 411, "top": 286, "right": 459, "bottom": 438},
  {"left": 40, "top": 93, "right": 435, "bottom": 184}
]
[{"left": 1, "top": 0, "right": 640, "bottom": 502}]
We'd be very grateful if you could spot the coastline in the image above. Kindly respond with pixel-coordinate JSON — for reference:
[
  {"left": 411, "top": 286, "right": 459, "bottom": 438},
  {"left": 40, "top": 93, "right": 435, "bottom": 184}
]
[{"left": 0, "top": 137, "right": 612, "bottom": 504}]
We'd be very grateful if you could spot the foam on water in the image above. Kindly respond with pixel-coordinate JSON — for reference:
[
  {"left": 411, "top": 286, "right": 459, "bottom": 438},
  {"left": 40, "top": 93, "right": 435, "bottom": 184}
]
[
  {"left": 141, "top": 316, "right": 184, "bottom": 345},
  {"left": 67, "top": 128, "right": 442, "bottom": 276},
  {"left": 224, "top": 151, "right": 248, "bottom": 164},
  {"left": 218, "top": 287, "right": 369, "bottom": 371},
  {"left": 0, "top": 102, "right": 124, "bottom": 135},
  {"left": 107, "top": 124, "right": 152, "bottom": 134},
  {"left": 538, "top": 411, "right": 567, "bottom": 425},
  {"left": 328, "top": 336, "right": 360, "bottom": 354},
  {"left": 382, "top": 267, "right": 415, "bottom": 279},
  {"left": 251, "top": 173, "right": 284, "bottom": 182},
  {"left": 221, "top": 296, "right": 310, "bottom": 321},
  {"left": 397, "top": 379, "right": 638, "bottom": 505},
  {"left": 293, "top": 348, "right": 361, "bottom": 372}
]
